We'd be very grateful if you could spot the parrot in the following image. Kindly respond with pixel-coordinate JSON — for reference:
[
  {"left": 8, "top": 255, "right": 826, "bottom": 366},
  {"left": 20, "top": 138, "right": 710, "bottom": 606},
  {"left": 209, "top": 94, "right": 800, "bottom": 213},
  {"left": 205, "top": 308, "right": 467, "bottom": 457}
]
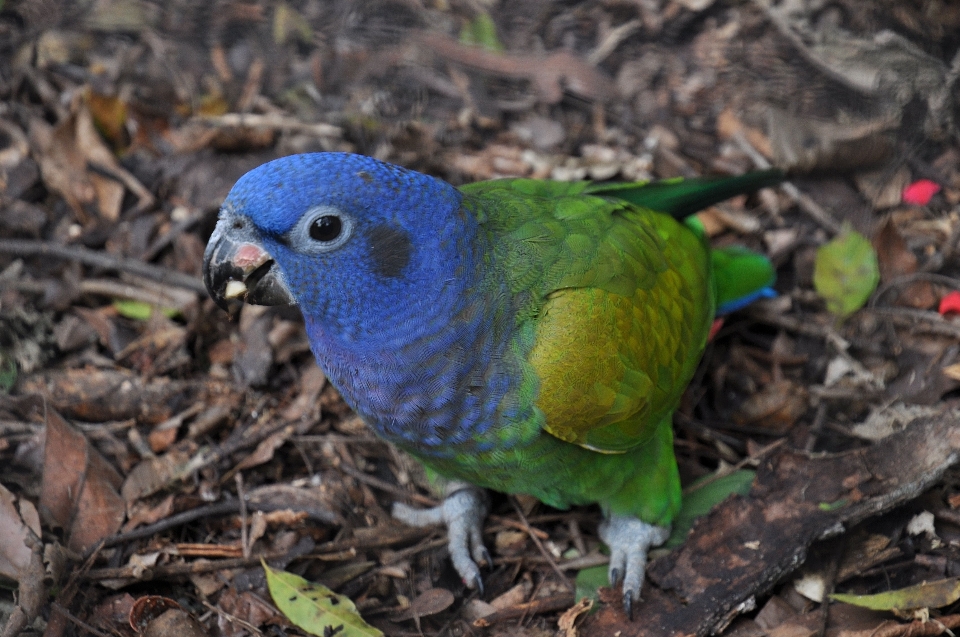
[{"left": 202, "top": 152, "right": 780, "bottom": 616}]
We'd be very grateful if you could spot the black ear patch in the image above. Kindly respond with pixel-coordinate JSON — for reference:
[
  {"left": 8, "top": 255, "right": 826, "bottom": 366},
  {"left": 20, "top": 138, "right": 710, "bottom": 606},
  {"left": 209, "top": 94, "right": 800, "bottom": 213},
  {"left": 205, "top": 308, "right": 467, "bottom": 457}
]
[{"left": 368, "top": 225, "right": 412, "bottom": 278}]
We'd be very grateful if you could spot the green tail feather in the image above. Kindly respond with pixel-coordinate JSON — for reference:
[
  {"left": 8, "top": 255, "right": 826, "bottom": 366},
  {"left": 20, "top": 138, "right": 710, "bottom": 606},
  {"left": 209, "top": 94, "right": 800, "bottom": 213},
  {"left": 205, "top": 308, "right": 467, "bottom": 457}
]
[
  {"left": 712, "top": 246, "right": 776, "bottom": 313},
  {"left": 586, "top": 169, "right": 783, "bottom": 220}
]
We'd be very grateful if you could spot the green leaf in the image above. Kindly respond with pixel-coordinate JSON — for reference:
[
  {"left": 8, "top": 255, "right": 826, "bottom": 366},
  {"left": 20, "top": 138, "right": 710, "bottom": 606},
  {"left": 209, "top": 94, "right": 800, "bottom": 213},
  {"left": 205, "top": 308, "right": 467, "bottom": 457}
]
[
  {"left": 113, "top": 300, "right": 179, "bottom": 320},
  {"left": 273, "top": 1, "right": 313, "bottom": 46},
  {"left": 818, "top": 498, "right": 848, "bottom": 511},
  {"left": 574, "top": 564, "right": 608, "bottom": 605},
  {"left": 665, "top": 470, "right": 755, "bottom": 549},
  {"left": 813, "top": 229, "right": 880, "bottom": 318},
  {"left": 263, "top": 561, "right": 383, "bottom": 637},
  {"left": 113, "top": 299, "right": 154, "bottom": 320},
  {"left": 459, "top": 12, "right": 503, "bottom": 52},
  {"left": 831, "top": 578, "right": 960, "bottom": 611},
  {"left": 0, "top": 352, "right": 16, "bottom": 393}
]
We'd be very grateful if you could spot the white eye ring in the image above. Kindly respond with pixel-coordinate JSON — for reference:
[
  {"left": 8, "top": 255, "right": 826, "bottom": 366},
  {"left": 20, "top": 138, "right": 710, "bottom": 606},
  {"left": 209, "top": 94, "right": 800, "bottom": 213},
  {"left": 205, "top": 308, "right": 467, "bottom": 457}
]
[{"left": 293, "top": 205, "right": 354, "bottom": 253}]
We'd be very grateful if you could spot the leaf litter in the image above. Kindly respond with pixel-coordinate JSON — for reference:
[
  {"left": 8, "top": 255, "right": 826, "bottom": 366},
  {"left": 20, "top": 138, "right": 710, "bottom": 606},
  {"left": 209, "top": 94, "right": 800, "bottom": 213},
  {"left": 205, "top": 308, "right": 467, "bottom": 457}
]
[{"left": 1, "top": 0, "right": 960, "bottom": 636}]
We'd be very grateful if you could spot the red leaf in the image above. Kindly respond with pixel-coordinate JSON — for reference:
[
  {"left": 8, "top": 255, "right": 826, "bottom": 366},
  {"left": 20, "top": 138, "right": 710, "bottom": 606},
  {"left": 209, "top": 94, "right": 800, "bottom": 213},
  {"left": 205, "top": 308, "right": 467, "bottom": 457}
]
[
  {"left": 938, "top": 291, "right": 960, "bottom": 316},
  {"left": 902, "top": 179, "right": 941, "bottom": 206}
]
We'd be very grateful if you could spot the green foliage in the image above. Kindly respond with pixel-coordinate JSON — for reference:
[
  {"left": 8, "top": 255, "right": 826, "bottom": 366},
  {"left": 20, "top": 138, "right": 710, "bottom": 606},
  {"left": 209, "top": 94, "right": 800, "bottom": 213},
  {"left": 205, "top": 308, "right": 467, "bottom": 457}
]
[
  {"left": 813, "top": 229, "right": 880, "bottom": 318},
  {"left": 575, "top": 564, "right": 609, "bottom": 605},
  {"left": 817, "top": 498, "right": 848, "bottom": 511},
  {"left": 273, "top": 2, "right": 313, "bottom": 46},
  {"left": 459, "top": 12, "right": 503, "bottom": 52},
  {"left": 113, "top": 299, "right": 154, "bottom": 320},
  {"left": 831, "top": 577, "right": 960, "bottom": 611},
  {"left": 0, "top": 352, "right": 16, "bottom": 393},
  {"left": 112, "top": 299, "right": 179, "bottom": 320},
  {"left": 665, "top": 469, "right": 755, "bottom": 549},
  {"left": 263, "top": 561, "right": 383, "bottom": 637}
]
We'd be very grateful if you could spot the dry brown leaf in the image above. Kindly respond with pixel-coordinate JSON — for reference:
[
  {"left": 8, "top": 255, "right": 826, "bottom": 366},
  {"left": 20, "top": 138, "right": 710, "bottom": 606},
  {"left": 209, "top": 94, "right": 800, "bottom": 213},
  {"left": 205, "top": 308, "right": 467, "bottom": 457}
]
[
  {"left": 734, "top": 379, "right": 809, "bottom": 433},
  {"left": 40, "top": 408, "right": 124, "bottom": 552},
  {"left": 89, "top": 594, "right": 136, "bottom": 634},
  {"left": 246, "top": 484, "right": 342, "bottom": 525},
  {"left": 0, "top": 483, "right": 39, "bottom": 580},
  {"left": 121, "top": 442, "right": 200, "bottom": 503},
  {"left": 768, "top": 109, "right": 896, "bottom": 173},
  {"left": 122, "top": 494, "right": 175, "bottom": 533},
  {"left": 217, "top": 588, "right": 283, "bottom": 637},
  {"left": 557, "top": 597, "right": 593, "bottom": 637},
  {"left": 141, "top": 608, "right": 209, "bottom": 637},
  {"left": 717, "top": 107, "right": 772, "bottom": 159},
  {"left": 233, "top": 428, "right": 291, "bottom": 472},
  {"left": 856, "top": 167, "right": 911, "bottom": 209},
  {"left": 872, "top": 216, "right": 937, "bottom": 308},
  {"left": 20, "top": 367, "right": 188, "bottom": 424},
  {"left": 390, "top": 588, "right": 455, "bottom": 621},
  {"left": 874, "top": 217, "right": 918, "bottom": 282},
  {"left": 28, "top": 99, "right": 152, "bottom": 222},
  {"left": 490, "top": 579, "right": 532, "bottom": 611}
]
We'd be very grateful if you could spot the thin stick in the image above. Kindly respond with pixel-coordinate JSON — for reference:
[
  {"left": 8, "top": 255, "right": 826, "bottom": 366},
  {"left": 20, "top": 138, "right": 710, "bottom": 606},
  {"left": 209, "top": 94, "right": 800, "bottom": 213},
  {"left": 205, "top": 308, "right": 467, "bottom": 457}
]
[
  {"left": 510, "top": 496, "right": 573, "bottom": 591},
  {"left": 0, "top": 238, "right": 206, "bottom": 293}
]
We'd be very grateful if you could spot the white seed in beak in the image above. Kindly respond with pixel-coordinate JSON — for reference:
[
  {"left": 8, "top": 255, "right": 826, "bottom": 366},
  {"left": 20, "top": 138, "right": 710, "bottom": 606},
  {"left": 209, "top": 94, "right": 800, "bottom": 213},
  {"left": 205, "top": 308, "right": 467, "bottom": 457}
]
[{"left": 224, "top": 279, "right": 248, "bottom": 299}]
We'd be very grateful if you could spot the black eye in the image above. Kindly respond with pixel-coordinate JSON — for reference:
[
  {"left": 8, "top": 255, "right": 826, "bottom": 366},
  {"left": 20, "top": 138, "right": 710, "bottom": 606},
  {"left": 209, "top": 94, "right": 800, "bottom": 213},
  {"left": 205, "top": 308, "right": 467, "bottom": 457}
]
[{"left": 309, "top": 215, "right": 342, "bottom": 242}]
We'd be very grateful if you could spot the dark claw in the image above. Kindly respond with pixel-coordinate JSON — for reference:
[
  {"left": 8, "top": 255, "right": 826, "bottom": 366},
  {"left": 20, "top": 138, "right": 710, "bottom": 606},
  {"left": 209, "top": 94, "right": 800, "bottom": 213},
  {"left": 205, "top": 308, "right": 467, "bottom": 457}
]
[
  {"left": 479, "top": 546, "right": 493, "bottom": 569},
  {"left": 623, "top": 590, "right": 635, "bottom": 621},
  {"left": 610, "top": 567, "right": 622, "bottom": 586},
  {"left": 471, "top": 573, "right": 485, "bottom": 596}
]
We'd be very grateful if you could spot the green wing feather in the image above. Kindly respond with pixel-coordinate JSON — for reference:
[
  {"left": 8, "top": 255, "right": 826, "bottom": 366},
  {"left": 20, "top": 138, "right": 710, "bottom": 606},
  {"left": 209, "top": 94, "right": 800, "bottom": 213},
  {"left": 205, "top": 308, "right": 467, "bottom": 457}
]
[
  {"left": 461, "top": 178, "right": 714, "bottom": 453},
  {"left": 423, "top": 172, "right": 778, "bottom": 521}
]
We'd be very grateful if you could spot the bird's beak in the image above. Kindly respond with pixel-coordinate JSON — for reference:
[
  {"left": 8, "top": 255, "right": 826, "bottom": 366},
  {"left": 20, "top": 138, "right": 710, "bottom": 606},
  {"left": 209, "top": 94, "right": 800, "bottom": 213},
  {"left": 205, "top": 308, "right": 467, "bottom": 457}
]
[{"left": 202, "top": 212, "right": 295, "bottom": 315}]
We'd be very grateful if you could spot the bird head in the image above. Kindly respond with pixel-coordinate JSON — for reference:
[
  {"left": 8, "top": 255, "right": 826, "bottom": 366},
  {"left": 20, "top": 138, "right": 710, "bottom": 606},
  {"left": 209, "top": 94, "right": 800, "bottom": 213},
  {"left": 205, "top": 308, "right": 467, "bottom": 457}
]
[{"left": 203, "top": 153, "right": 469, "bottom": 344}]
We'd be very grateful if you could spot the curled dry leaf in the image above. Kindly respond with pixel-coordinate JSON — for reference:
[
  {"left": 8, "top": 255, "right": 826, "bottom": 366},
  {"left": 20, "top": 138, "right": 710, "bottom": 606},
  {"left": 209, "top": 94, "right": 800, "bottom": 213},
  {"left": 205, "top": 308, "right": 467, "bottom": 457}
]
[{"left": 557, "top": 597, "right": 593, "bottom": 637}]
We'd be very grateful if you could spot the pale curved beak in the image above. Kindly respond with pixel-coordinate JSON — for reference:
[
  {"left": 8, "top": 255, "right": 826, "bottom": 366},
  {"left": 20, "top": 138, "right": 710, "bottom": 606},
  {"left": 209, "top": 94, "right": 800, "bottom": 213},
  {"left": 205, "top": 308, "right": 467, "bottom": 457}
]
[{"left": 202, "top": 211, "right": 295, "bottom": 314}]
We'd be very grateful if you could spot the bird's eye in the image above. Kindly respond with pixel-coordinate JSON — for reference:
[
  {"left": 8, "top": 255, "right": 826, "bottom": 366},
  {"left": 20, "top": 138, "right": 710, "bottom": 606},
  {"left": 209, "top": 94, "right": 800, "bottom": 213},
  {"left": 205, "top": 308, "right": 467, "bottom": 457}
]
[
  {"left": 309, "top": 215, "right": 342, "bottom": 243},
  {"left": 293, "top": 207, "right": 354, "bottom": 254}
]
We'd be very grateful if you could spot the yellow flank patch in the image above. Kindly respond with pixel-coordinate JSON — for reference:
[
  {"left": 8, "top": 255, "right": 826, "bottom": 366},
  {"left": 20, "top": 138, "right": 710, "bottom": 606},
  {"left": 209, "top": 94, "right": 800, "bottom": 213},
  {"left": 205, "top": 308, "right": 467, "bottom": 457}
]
[{"left": 529, "top": 287, "right": 657, "bottom": 450}]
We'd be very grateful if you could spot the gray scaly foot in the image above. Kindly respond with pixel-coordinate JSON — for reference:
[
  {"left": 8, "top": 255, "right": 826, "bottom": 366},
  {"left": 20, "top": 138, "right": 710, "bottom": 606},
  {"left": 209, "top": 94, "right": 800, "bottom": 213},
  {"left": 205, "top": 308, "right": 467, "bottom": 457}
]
[
  {"left": 599, "top": 514, "right": 670, "bottom": 619},
  {"left": 392, "top": 482, "right": 491, "bottom": 591}
]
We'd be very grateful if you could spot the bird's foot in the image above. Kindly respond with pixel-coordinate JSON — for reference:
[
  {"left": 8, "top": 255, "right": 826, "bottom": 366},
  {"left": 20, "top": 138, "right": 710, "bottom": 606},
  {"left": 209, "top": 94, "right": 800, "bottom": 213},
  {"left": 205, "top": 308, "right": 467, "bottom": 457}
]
[
  {"left": 598, "top": 515, "right": 670, "bottom": 619},
  {"left": 392, "top": 483, "right": 490, "bottom": 591}
]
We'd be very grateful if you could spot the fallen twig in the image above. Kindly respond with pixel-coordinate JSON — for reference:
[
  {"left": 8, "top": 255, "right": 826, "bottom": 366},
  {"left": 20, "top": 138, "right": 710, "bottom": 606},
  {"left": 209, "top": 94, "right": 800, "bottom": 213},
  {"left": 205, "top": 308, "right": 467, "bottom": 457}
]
[{"left": 0, "top": 239, "right": 206, "bottom": 294}]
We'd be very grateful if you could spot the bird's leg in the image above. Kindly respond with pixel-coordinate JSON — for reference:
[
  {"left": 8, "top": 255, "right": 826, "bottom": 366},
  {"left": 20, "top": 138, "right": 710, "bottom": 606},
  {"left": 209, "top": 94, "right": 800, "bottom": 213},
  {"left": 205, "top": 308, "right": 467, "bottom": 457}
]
[
  {"left": 599, "top": 514, "right": 670, "bottom": 619},
  {"left": 392, "top": 481, "right": 491, "bottom": 591}
]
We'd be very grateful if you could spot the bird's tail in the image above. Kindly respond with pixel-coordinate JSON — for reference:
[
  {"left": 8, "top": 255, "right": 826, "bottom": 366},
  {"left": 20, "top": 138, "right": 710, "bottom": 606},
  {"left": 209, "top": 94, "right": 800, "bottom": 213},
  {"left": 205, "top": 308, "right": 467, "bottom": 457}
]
[
  {"left": 585, "top": 169, "right": 783, "bottom": 220},
  {"left": 710, "top": 246, "right": 776, "bottom": 315}
]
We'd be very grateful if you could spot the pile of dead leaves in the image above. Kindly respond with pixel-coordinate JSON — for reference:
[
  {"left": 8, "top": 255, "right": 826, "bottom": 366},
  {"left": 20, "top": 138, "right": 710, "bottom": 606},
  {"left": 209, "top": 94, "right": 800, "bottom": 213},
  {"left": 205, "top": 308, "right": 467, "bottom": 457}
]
[{"left": 2, "top": 0, "right": 960, "bottom": 636}]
